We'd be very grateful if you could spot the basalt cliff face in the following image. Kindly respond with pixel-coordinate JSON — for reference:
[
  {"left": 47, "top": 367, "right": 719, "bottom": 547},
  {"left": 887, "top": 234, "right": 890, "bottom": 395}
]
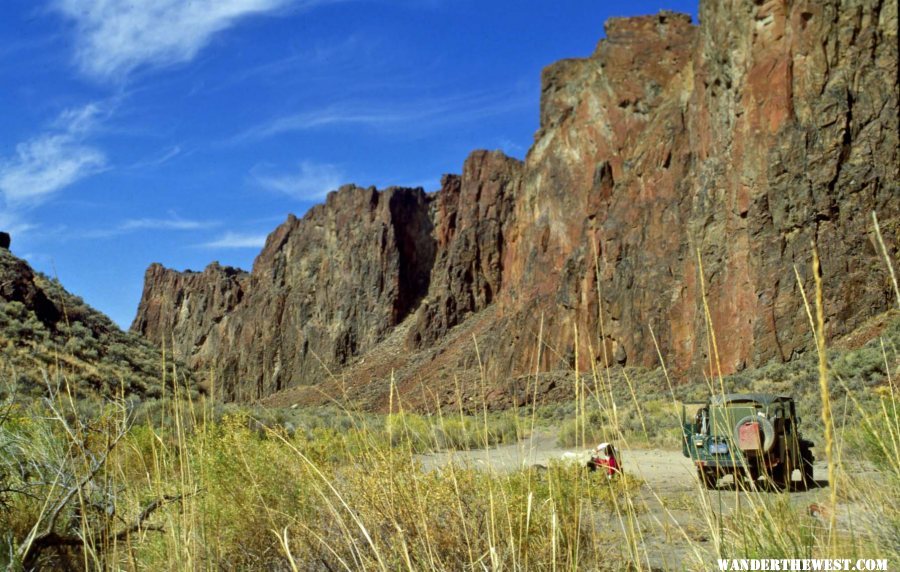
[
  {"left": 133, "top": 0, "right": 899, "bottom": 406},
  {"left": 134, "top": 186, "right": 437, "bottom": 399}
]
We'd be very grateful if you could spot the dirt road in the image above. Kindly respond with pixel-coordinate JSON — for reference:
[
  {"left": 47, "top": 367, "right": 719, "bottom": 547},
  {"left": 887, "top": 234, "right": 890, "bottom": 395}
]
[
  {"left": 417, "top": 429, "right": 825, "bottom": 491},
  {"left": 418, "top": 430, "right": 713, "bottom": 492}
]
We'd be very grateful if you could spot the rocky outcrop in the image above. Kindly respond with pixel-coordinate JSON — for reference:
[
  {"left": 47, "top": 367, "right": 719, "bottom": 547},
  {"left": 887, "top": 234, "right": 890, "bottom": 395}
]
[
  {"left": 407, "top": 150, "right": 522, "bottom": 348},
  {"left": 133, "top": 0, "right": 898, "bottom": 407},
  {"left": 0, "top": 245, "right": 180, "bottom": 398},
  {"left": 132, "top": 186, "right": 437, "bottom": 400},
  {"left": 0, "top": 246, "right": 61, "bottom": 327},
  {"left": 489, "top": 1, "right": 899, "bottom": 379},
  {"left": 0, "top": 232, "right": 10, "bottom": 250},
  {"left": 491, "top": 11, "right": 701, "bottom": 377},
  {"left": 131, "top": 262, "right": 248, "bottom": 363}
]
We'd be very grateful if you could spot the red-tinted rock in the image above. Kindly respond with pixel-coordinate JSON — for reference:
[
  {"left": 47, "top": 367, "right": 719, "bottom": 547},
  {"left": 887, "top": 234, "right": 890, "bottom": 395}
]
[
  {"left": 491, "top": 2, "right": 898, "bottom": 380},
  {"left": 407, "top": 150, "right": 522, "bottom": 348},
  {"left": 133, "top": 1, "right": 899, "bottom": 406},
  {"left": 133, "top": 185, "right": 436, "bottom": 400}
]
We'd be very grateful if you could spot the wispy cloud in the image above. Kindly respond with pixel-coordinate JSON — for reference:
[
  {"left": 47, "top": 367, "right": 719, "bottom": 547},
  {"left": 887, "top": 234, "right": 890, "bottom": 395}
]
[
  {"left": 0, "top": 103, "right": 108, "bottom": 209},
  {"left": 85, "top": 213, "right": 219, "bottom": 238},
  {"left": 127, "top": 145, "right": 183, "bottom": 170},
  {"left": 232, "top": 90, "right": 533, "bottom": 143},
  {"left": 52, "top": 0, "right": 332, "bottom": 81},
  {"left": 199, "top": 231, "right": 268, "bottom": 249},
  {"left": 216, "top": 34, "right": 369, "bottom": 90},
  {"left": 251, "top": 161, "right": 343, "bottom": 201},
  {"left": 54, "top": 102, "right": 109, "bottom": 133},
  {"left": 0, "top": 212, "right": 36, "bottom": 238},
  {"left": 119, "top": 216, "right": 215, "bottom": 232},
  {"left": 497, "top": 137, "right": 525, "bottom": 157},
  {"left": 0, "top": 138, "right": 105, "bottom": 206}
]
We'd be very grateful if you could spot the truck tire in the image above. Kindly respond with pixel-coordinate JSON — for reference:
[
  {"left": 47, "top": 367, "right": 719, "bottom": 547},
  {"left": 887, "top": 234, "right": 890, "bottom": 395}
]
[
  {"left": 768, "top": 461, "right": 789, "bottom": 491},
  {"left": 733, "top": 415, "right": 775, "bottom": 452},
  {"left": 699, "top": 468, "right": 717, "bottom": 490},
  {"left": 800, "top": 445, "right": 815, "bottom": 489}
]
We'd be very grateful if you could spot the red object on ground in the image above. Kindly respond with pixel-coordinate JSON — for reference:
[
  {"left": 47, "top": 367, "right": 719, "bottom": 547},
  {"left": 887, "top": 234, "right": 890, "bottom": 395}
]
[{"left": 593, "top": 454, "right": 620, "bottom": 477}]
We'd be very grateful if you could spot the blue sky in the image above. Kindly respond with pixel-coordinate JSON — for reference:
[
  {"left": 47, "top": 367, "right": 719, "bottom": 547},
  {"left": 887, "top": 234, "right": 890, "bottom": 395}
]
[{"left": 0, "top": 0, "right": 698, "bottom": 329}]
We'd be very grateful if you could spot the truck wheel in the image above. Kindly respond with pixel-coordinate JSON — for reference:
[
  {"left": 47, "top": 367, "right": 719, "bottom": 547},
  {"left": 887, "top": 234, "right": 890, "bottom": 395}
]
[
  {"left": 800, "top": 447, "right": 815, "bottom": 489},
  {"left": 699, "top": 468, "right": 717, "bottom": 490},
  {"left": 768, "top": 462, "right": 789, "bottom": 491}
]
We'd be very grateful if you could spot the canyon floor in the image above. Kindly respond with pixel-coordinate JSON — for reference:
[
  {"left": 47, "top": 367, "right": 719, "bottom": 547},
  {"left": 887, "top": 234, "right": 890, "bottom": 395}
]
[{"left": 418, "top": 430, "right": 837, "bottom": 570}]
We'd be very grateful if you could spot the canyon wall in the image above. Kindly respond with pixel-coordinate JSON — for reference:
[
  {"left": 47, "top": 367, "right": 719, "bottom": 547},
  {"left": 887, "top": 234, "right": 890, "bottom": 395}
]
[
  {"left": 133, "top": 0, "right": 899, "bottom": 405},
  {"left": 135, "top": 186, "right": 437, "bottom": 399},
  {"left": 488, "top": 0, "right": 899, "bottom": 378}
]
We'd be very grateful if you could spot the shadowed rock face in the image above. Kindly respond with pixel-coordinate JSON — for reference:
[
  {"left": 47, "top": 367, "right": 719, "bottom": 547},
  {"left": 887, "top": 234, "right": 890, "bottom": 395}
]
[
  {"left": 407, "top": 150, "right": 523, "bottom": 349},
  {"left": 133, "top": 186, "right": 437, "bottom": 400},
  {"left": 133, "top": 1, "right": 898, "bottom": 406}
]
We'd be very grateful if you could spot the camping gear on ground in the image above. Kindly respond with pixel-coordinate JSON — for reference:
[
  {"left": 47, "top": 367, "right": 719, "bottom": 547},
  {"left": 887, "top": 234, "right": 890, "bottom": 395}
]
[{"left": 587, "top": 442, "right": 621, "bottom": 478}]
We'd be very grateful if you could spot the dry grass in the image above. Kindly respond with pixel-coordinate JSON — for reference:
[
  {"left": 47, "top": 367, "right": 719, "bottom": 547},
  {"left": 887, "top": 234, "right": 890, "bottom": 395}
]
[
  {"left": 0, "top": 215, "right": 897, "bottom": 570},
  {"left": 1, "top": 326, "right": 895, "bottom": 571}
]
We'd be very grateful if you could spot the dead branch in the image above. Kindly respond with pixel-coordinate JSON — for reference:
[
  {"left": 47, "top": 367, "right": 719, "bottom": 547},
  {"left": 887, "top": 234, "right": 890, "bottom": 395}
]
[{"left": 17, "top": 490, "right": 199, "bottom": 569}]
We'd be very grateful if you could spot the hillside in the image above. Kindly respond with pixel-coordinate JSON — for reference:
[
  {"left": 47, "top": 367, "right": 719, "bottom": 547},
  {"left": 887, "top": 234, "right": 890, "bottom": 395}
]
[
  {"left": 132, "top": 0, "right": 899, "bottom": 407},
  {"left": 0, "top": 239, "right": 180, "bottom": 399}
]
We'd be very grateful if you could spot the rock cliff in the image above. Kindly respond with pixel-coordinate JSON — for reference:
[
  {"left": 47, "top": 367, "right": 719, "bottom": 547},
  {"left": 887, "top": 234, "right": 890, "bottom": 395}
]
[
  {"left": 492, "top": 1, "right": 899, "bottom": 378},
  {"left": 134, "top": 186, "right": 436, "bottom": 400},
  {"left": 133, "top": 0, "right": 899, "bottom": 407},
  {"left": 407, "top": 150, "right": 522, "bottom": 349}
]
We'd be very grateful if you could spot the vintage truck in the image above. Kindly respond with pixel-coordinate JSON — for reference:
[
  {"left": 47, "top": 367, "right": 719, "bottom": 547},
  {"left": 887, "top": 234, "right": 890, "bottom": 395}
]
[{"left": 681, "top": 393, "right": 815, "bottom": 490}]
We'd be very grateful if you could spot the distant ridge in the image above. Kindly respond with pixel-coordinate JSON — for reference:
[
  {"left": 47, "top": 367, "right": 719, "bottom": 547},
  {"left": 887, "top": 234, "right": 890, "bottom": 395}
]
[{"left": 0, "top": 241, "right": 184, "bottom": 399}]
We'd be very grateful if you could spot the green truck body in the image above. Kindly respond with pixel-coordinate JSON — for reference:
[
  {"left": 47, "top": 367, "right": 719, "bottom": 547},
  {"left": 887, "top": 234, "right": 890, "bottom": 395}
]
[{"left": 681, "top": 393, "right": 815, "bottom": 490}]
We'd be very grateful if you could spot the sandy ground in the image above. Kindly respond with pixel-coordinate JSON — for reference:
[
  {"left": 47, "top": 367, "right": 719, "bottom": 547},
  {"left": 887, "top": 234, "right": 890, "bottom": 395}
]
[
  {"left": 416, "top": 430, "right": 833, "bottom": 570},
  {"left": 416, "top": 430, "right": 829, "bottom": 492}
]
